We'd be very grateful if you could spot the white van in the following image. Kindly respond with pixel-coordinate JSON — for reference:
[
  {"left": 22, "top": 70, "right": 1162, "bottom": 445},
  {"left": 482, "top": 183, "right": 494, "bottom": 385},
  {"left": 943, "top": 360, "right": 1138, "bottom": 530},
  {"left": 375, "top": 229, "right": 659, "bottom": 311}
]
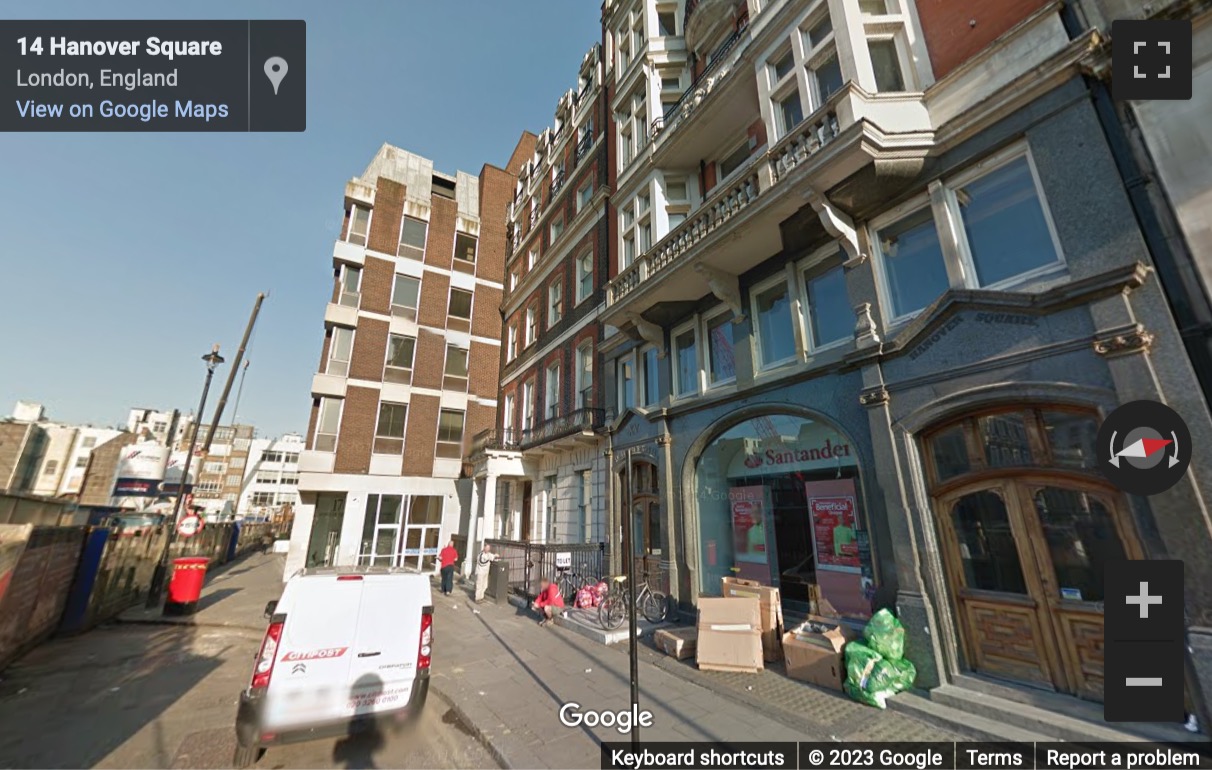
[{"left": 234, "top": 566, "right": 433, "bottom": 767}]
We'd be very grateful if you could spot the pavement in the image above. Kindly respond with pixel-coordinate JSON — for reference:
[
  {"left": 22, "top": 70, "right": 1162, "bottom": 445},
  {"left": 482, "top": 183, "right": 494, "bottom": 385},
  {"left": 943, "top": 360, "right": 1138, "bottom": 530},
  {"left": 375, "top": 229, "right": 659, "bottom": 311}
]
[
  {"left": 0, "top": 553, "right": 497, "bottom": 770},
  {"left": 431, "top": 579, "right": 960, "bottom": 770}
]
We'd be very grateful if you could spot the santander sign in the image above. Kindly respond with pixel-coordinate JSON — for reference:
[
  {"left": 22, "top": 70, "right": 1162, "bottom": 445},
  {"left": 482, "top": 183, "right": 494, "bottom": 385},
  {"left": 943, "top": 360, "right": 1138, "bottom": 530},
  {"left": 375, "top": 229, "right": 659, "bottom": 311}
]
[{"left": 743, "top": 438, "right": 851, "bottom": 469}]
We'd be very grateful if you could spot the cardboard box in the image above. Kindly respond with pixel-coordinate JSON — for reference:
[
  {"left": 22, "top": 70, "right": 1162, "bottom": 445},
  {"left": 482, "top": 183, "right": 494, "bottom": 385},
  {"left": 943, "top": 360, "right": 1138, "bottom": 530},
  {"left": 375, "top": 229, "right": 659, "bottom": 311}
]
[
  {"left": 782, "top": 615, "right": 860, "bottom": 691},
  {"left": 721, "top": 577, "right": 784, "bottom": 662},
  {"left": 696, "top": 597, "right": 763, "bottom": 673},
  {"left": 654, "top": 626, "right": 698, "bottom": 660}
]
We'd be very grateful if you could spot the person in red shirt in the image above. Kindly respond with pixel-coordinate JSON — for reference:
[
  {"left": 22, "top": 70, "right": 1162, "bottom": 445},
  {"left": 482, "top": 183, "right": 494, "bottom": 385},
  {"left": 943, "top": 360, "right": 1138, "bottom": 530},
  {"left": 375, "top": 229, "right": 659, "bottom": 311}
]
[
  {"left": 438, "top": 539, "right": 458, "bottom": 596},
  {"left": 532, "top": 577, "right": 565, "bottom": 627}
]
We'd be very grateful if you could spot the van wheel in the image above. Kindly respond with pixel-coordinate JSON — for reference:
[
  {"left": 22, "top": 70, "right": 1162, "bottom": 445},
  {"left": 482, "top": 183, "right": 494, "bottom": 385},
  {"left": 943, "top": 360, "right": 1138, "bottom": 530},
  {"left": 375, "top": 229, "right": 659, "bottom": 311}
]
[{"left": 233, "top": 744, "right": 262, "bottom": 768}]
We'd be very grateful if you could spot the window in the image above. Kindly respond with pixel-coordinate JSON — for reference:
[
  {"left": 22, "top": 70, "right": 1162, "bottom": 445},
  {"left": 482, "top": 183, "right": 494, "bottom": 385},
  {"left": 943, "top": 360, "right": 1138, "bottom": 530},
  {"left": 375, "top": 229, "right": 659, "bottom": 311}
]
[
  {"left": 804, "top": 261, "right": 852, "bottom": 350},
  {"left": 391, "top": 274, "right": 420, "bottom": 319},
  {"left": 204, "top": 462, "right": 225, "bottom": 474},
  {"left": 444, "top": 345, "right": 469, "bottom": 390},
  {"left": 705, "top": 311, "right": 736, "bottom": 386},
  {"left": 620, "top": 193, "right": 652, "bottom": 268},
  {"left": 619, "top": 86, "right": 647, "bottom": 170},
  {"left": 502, "top": 394, "right": 516, "bottom": 439},
  {"left": 576, "top": 251, "right": 593, "bottom": 303},
  {"left": 717, "top": 140, "right": 751, "bottom": 181},
  {"left": 384, "top": 334, "right": 416, "bottom": 384},
  {"left": 578, "top": 470, "right": 592, "bottom": 542},
  {"left": 640, "top": 346, "right": 660, "bottom": 406},
  {"left": 262, "top": 451, "right": 283, "bottom": 463},
  {"left": 373, "top": 402, "right": 407, "bottom": 454},
  {"left": 673, "top": 325, "right": 699, "bottom": 397},
  {"left": 284, "top": 453, "right": 299, "bottom": 464},
  {"left": 454, "top": 233, "right": 477, "bottom": 264},
  {"left": 346, "top": 205, "right": 370, "bottom": 246},
  {"left": 252, "top": 492, "right": 275, "bottom": 507},
  {"left": 868, "top": 38, "right": 906, "bottom": 92},
  {"left": 657, "top": 9, "right": 677, "bottom": 36},
  {"left": 548, "top": 281, "right": 563, "bottom": 326},
  {"left": 952, "top": 154, "right": 1061, "bottom": 287},
  {"left": 43, "top": 460, "right": 59, "bottom": 476},
  {"left": 510, "top": 270, "right": 520, "bottom": 291},
  {"left": 577, "top": 181, "right": 593, "bottom": 213},
  {"left": 338, "top": 265, "right": 361, "bottom": 308},
  {"left": 522, "top": 380, "right": 536, "bottom": 430},
  {"left": 448, "top": 288, "right": 473, "bottom": 328},
  {"left": 550, "top": 215, "right": 565, "bottom": 243},
  {"left": 435, "top": 409, "right": 465, "bottom": 458},
  {"left": 803, "top": 16, "right": 844, "bottom": 110},
  {"left": 506, "top": 324, "right": 518, "bottom": 362},
  {"left": 226, "top": 474, "right": 243, "bottom": 487},
  {"left": 874, "top": 205, "right": 950, "bottom": 321},
  {"left": 152, "top": 422, "right": 166, "bottom": 433},
  {"left": 525, "top": 306, "right": 538, "bottom": 347},
  {"left": 753, "top": 278, "right": 797, "bottom": 369},
  {"left": 528, "top": 248, "right": 539, "bottom": 270},
  {"left": 860, "top": 0, "right": 890, "bottom": 12},
  {"left": 575, "top": 343, "right": 593, "bottom": 408},
  {"left": 327, "top": 326, "right": 354, "bottom": 376},
  {"left": 777, "top": 92, "right": 804, "bottom": 136},
  {"left": 545, "top": 363, "right": 561, "bottom": 419},
  {"left": 618, "top": 355, "right": 636, "bottom": 411},
  {"left": 82, "top": 436, "right": 97, "bottom": 449},
  {"left": 398, "top": 215, "right": 427, "bottom": 260},
  {"left": 75, "top": 456, "right": 90, "bottom": 468},
  {"left": 230, "top": 457, "right": 246, "bottom": 469}
]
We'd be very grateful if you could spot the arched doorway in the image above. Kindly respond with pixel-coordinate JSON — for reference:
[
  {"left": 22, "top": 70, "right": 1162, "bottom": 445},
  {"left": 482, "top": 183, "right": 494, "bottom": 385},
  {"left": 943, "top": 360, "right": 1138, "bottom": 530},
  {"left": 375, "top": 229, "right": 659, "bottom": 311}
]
[
  {"left": 692, "top": 412, "right": 872, "bottom": 617},
  {"left": 618, "top": 458, "right": 663, "bottom": 587},
  {"left": 922, "top": 406, "right": 1142, "bottom": 701}
]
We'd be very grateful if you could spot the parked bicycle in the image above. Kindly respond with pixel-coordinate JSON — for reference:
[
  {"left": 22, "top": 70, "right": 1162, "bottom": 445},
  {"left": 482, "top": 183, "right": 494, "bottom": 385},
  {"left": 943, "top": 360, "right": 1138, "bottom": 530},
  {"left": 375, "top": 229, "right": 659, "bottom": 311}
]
[
  {"left": 555, "top": 564, "right": 599, "bottom": 604},
  {"left": 598, "top": 572, "right": 668, "bottom": 629}
]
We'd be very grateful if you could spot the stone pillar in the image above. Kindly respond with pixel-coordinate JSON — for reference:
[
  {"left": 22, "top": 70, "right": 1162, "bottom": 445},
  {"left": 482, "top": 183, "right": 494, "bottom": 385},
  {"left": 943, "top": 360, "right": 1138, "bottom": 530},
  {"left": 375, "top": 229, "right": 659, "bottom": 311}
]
[
  {"left": 463, "top": 477, "right": 481, "bottom": 578},
  {"left": 658, "top": 431, "right": 681, "bottom": 604}
]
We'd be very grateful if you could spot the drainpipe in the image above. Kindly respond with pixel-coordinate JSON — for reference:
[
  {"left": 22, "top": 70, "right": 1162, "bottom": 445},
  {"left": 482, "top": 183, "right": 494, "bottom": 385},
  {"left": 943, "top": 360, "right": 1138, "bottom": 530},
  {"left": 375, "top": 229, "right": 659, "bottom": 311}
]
[
  {"left": 1060, "top": 1, "right": 1212, "bottom": 733},
  {"left": 1060, "top": 3, "right": 1212, "bottom": 399}
]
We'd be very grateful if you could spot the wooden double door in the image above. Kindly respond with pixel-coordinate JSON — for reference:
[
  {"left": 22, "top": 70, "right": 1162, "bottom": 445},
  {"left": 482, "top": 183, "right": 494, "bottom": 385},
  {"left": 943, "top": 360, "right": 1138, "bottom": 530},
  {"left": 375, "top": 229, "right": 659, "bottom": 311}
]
[{"left": 935, "top": 476, "right": 1141, "bottom": 701}]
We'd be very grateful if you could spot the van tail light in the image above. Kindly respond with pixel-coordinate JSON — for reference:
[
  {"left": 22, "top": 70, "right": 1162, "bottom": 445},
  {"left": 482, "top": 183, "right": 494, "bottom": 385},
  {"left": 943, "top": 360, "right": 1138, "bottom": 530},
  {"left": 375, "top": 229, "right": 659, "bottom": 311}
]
[
  {"left": 417, "top": 607, "right": 433, "bottom": 670},
  {"left": 251, "top": 620, "right": 284, "bottom": 690},
  {"left": 337, "top": 575, "right": 363, "bottom": 581}
]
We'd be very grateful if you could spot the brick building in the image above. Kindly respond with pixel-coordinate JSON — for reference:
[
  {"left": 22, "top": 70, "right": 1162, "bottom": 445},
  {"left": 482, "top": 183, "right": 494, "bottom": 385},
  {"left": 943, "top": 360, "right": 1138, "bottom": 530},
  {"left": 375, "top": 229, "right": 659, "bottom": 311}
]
[
  {"left": 466, "top": 44, "right": 613, "bottom": 570},
  {"left": 593, "top": 0, "right": 1212, "bottom": 730},
  {"left": 287, "top": 145, "right": 514, "bottom": 578},
  {"left": 176, "top": 422, "right": 256, "bottom": 514}
]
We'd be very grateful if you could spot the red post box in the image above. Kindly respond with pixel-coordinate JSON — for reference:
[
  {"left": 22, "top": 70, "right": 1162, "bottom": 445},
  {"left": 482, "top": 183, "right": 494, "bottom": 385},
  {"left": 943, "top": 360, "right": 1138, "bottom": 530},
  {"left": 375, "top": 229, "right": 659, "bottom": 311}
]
[{"left": 164, "top": 557, "right": 209, "bottom": 616}]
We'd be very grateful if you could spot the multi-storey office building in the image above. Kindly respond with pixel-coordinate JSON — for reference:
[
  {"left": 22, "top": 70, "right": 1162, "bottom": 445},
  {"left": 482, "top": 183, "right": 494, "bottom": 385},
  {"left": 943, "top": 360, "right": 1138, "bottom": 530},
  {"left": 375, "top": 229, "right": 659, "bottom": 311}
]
[
  {"left": 238, "top": 433, "right": 303, "bottom": 520},
  {"left": 467, "top": 46, "right": 612, "bottom": 565},
  {"left": 288, "top": 145, "right": 512, "bottom": 579},
  {"left": 597, "top": 0, "right": 1212, "bottom": 723},
  {"left": 177, "top": 423, "right": 256, "bottom": 509}
]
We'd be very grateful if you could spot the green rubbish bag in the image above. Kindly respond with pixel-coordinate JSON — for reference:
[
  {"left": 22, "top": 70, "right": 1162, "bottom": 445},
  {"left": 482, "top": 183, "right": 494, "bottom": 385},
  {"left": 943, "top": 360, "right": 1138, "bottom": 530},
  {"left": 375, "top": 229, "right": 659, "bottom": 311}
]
[
  {"left": 844, "top": 678, "right": 894, "bottom": 709},
  {"left": 863, "top": 608, "right": 906, "bottom": 661},
  {"left": 844, "top": 642, "right": 916, "bottom": 708},
  {"left": 844, "top": 641, "right": 883, "bottom": 686},
  {"left": 887, "top": 657, "right": 917, "bottom": 691}
]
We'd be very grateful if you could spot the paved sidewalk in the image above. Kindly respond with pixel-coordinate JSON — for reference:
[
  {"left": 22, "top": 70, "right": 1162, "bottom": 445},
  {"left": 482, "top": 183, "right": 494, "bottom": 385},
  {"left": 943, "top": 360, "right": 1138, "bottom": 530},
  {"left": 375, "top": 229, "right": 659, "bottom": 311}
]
[
  {"left": 119, "top": 551, "right": 285, "bottom": 631},
  {"left": 430, "top": 579, "right": 959, "bottom": 769}
]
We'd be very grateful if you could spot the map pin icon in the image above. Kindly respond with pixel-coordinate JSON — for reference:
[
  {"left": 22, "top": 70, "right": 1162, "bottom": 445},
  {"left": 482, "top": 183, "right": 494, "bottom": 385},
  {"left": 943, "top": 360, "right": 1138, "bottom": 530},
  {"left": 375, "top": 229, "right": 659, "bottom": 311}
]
[{"left": 264, "top": 57, "right": 288, "bottom": 95}]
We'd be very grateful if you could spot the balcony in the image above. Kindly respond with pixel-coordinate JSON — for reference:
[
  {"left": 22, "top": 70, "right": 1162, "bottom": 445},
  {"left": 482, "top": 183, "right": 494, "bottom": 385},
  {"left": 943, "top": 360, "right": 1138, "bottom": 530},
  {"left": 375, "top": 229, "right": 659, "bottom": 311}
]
[
  {"left": 332, "top": 239, "right": 365, "bottom": 268},
  {"left": 650, "top": 11, "right": 755, "bottom": 167},
  {"left": 575, "top": 132, "right": 594, "bottom": 165},
  {"left": 469, "top": 429, "right": 526, "bottom": 479},
  {"left": 604, "top": 85, "right": 934, "bottom": 327},
  {"left": 324, "top": 302, "right": 358, "bottom": 328},
  {"left": 518, "top": 407, "right": 604, "bottom": 453},
  {"left": 470, "top": 429, "right": 519, "bottom": 457},
  {"left": 311, "top": 373, "right": 347, "bottom": 399}
]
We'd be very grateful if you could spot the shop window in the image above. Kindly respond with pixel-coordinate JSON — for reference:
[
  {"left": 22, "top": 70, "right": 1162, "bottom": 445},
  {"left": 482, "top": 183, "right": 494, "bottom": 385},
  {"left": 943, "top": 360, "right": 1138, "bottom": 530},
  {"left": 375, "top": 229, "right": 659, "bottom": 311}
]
[
  {"left": 693, "top": 413, "right": 866, "bottom": 616},
  {"left": 1040, "top": 411, "right": 1099, "bottom": 470}
]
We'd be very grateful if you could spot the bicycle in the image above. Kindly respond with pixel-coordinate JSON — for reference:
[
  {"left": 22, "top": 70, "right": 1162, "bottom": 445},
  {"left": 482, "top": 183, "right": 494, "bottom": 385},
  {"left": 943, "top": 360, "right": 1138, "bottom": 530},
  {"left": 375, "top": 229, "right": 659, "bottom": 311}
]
[
  {"left": 598, "top": 572, "right": 668, "bottom": 629},
  {"left": 555, "top": 565, "right": 599, "bottom": 604}
]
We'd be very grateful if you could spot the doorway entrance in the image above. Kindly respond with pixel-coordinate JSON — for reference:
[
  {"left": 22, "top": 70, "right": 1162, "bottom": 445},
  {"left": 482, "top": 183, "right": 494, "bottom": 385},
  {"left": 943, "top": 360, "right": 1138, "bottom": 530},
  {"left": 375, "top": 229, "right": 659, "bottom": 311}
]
[
  {"left": 521, "top": 481, "right": 533, "bottom": 542},
  {"left": 305, "top": 494, "right": 345, "bottom": 568},
  {"left": 358, "top": 494, "right": 445, "bottom": 570},
  {"left": 924, "top": 407, "right": 1141, "bottom": 702}
]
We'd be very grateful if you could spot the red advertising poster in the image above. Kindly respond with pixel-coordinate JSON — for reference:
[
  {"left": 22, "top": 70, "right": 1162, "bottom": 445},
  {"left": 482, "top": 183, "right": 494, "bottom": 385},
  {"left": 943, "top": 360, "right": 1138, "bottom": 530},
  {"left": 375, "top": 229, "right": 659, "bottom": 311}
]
[
  {"left": 728, "top": 486, "right": 771, "bottom": 584},
  {"left": 805, "top": 479, "right": 860, "bottom": 571}
]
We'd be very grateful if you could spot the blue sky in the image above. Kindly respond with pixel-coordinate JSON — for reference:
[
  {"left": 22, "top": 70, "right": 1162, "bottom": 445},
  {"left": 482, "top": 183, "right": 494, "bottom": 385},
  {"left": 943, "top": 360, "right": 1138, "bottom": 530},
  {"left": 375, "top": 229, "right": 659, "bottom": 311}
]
[{"left": 0, "top": 1, "right": 601, "bottom": 437}]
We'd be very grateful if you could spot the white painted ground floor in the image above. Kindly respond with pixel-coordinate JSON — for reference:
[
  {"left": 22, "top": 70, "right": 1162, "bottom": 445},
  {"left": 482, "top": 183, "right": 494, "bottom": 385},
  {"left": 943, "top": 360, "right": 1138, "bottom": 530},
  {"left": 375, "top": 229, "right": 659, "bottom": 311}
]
[{"left": 285, "top": 473, "right": 469, "bottom": 580}]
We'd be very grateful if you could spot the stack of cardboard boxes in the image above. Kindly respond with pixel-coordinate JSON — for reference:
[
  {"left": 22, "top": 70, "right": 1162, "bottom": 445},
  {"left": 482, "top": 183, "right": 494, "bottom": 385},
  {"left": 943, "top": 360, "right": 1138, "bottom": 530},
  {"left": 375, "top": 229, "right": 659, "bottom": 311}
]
[{"left": 782, "top": 612, "right": 859, "bottom": 691}]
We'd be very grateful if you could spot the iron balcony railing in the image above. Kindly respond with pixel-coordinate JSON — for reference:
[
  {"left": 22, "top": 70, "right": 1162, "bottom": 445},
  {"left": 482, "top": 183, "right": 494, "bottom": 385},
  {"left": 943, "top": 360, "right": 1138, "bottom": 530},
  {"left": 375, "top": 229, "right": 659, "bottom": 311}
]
[
  {"left": 518, "top": 407, "right": 603, "bottom": 450},
  {"left": 470, "top": 428, "right": 520, "bottom": 456},
  {"left": 575, "top": 132, "right": 594, "bottom": 164},
  {"left": 650, "top": 10, "right": 750, "bottom": 140}
]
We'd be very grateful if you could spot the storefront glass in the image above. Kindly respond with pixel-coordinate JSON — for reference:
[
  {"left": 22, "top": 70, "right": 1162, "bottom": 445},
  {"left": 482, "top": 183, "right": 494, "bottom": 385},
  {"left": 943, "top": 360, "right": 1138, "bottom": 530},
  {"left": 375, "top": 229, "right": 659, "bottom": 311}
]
[{"left": 694, "top": 413, "right": 872, "bottom": 617}]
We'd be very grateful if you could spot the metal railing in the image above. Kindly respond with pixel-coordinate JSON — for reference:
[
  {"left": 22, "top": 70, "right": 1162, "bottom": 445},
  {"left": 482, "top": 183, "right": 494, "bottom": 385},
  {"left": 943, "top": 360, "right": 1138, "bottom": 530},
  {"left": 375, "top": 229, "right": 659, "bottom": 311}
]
[
  {"left": 576, "top": 132, "right": 594, "bottom": 164},
  {"left": 470, "top": 429, "right": 520, "bottom": 456},
  {"left": 485, "top": 539, "right": 608, "bottom": 599},
  {"left": 518, "top": 407, "right": 603, "bottom": 450},
  {"left": 652, "top": 10, "right": 750, "bottom": 141}
]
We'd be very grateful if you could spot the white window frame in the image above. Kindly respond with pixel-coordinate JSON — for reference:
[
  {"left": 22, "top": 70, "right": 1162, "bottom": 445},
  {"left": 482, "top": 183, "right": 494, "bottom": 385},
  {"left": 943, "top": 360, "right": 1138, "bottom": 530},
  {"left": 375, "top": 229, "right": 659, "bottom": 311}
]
[
  {"left": 384, "top": 333, "right": 416, "bottom": 384},
  {"left": 671, "top": 319, "right": 702, "bottom": 399},
  {"left": 338, "top": 264, "right": 361, "bottom": 308},
  {"left": 391, "top": 273, "right": 421, "bottom": 319},
  {"left": 326, "top": 326, "right": 355, "bottom": 377},
  {"left": 528, "top": 247, "right": 539, "bottom": 271},
  {"left": 443, "top": 343, "right": 470, "bottom": 388},
  {"left": 372, "top": 401, "right": 408, "bottom": 456},
  {"left": 800, "top": 11, "right": 843, "bottom": 116},
  {"left": 346, "top": 205, "right": 372, "bottom": 246},
  {"left": 702, "top": 308, "right": 737, "bottom": 389},
  {"left": 715, "top": 136, "right": 753, "bottom": 187},
  {"left": 447, "top": 286, "right": 474, "bottom": 322},
  {"left": 522, "top": 379, "right": 536, "bottom": 431},
  {"left": 550, "top": 214, "right": 565, "bottom": 243},
  {"left": 524, "top": 306, "right": 538, "bottom": 348},
  {"left": 576, "top": 251, "right": 593, "bottom": 304},
  {"left": 453, "top": 232, "right": 478, "bottom": 265},
  {"left": 548, "top": 280, "right": 563, "bottom": 327},
  {"left": 506, "top": 324, "right": 518, "bottom": 362},
  {"left": 620, "top": 190, "right": 652, "bottom": 269},
  {"left": 510, "top": 269, "right": 520, "bottom": 291},
  {"left": 314, "top": 397, "right": 343, "bottom": 453},
  {"left": 617, "top": 352, "right": 637, "bottom": 412},
  {"left": 577, "top": 181, "right": 593, "bottom": 214},
  {"left": 797, "top": 244, "right": 853, "bottom": 354},
  {"left": 545, "top": 362, "right": 562, "bottom": 420},
  {"left": 575, "top": 343, "right": 593, "bottom": 409},
  {"left": 435, "top": 409, "right": 466, "bottom": 459},
  {"left": 502, "top": 393, "right": 516, "bottom": 439},
  {"left": 869, "top": 193, "right": 941, "bottom": 327},
  {"left": 750, "top": 272, "right": 801, "bottom": 372},
  {"left": 639, "top": 344, "right": 660, "bottom": 407},
  {"left": 398, "top": 214, "right": 428, "bottom": 260}
]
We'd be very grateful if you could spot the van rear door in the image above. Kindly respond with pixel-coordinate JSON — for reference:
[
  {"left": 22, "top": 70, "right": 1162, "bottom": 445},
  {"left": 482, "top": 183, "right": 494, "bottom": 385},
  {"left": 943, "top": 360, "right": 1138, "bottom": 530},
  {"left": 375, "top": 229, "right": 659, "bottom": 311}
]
[
  {"left": 263, "top": 575, "right": 363, "bottom": 729},
  {"left": 344, "top": 573, "right": 430, "bottom": 717}
]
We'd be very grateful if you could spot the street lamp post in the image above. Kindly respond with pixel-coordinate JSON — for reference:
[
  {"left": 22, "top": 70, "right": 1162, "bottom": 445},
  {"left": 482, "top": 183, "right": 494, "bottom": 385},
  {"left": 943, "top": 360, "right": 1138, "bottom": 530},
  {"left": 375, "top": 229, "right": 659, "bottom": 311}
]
[{"left": 146, "top": 345, "right": 225, "bottom": 608}]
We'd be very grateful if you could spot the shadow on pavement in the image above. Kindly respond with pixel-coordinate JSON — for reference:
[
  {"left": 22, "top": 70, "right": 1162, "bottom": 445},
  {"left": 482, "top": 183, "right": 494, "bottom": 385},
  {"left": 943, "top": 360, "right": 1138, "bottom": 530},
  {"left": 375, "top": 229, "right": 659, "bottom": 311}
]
[
  {"left": 195, "top": 587, "right": 241, "bottom": 613},
  {"left": 0, "top": 623, "right": 231, "bottom": 768}
]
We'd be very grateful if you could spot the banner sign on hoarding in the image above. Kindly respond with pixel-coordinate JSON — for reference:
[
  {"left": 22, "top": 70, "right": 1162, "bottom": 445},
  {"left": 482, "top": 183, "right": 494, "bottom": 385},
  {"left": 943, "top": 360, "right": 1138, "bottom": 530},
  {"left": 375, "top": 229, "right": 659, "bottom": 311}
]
[
  {"left": 161, "top": 451, "right": 196, "bottom": 495},
  {"left": 112, "top": 443, "right": 169, "bottom": 497}
]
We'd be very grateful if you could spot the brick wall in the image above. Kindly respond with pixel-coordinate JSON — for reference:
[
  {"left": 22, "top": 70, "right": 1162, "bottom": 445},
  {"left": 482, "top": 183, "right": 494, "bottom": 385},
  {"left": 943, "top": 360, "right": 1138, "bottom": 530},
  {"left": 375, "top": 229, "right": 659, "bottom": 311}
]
[
  {"left": 916, "top": 0, "right": 1050, "bottom": 80},
  {"left": 0, "top": 525, "right": 87, "bottom": 671},
  {"left": 472, "top": 285, "right": 503, "bottom": 339},
  {"left": 402, "top": 394, "right": 439, "bottom": 477},
  {"left": 368, "top": 178, "right": 406, "bottom": 254},
  {"left": 361, "top": 255, "right": 394, "bottom": 315},
  {"left": 478, "top": 164, "right": 513, "bottom": 283},
  {"left": 466, "top": 402, "right": 496, "bottom": 449},
  {"left": 468, "top": 341, "right": 500, "bottom": 400},
  {"left": 412, "top": 330, "right": 447, "bottom": 391},
  {"left": 333, "top": 385, "right": 379, "bottom": 474},
  {"left": 348, "top": 317, "right": 389, "bottom": 382},
  {"left": 418, "top": 272, "right": 451, "bottom": 329},
  {"left": 426, "top": 196, "right": 457, "bottom": 270}
]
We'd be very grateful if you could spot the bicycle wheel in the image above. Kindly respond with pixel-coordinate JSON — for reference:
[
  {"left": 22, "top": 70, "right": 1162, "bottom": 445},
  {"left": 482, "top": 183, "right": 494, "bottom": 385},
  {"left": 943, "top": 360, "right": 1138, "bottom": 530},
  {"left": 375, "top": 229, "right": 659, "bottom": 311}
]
[
  {"left": 640, "top": 589, "right": 668, "bottom": 624},
  {"left": 599, "top": 594, "right": 626, "bottom": 630}
]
